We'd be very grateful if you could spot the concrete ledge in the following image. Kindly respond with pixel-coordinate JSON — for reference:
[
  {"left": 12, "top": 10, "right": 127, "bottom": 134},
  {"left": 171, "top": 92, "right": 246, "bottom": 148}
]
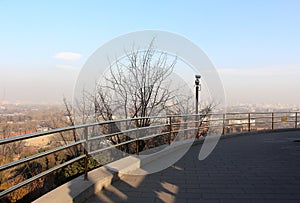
[
  {"left": 33, "top": 156, "right": 140, "bottom": 203},
  {"left": 34, "top": 139, "right": 196, "bottom": 202},
  {"left": 140, "top": 138, "right": 195, "bottom": 166},
  {"left": 123, "top": 139, "right": 196, "bottom": 175}
]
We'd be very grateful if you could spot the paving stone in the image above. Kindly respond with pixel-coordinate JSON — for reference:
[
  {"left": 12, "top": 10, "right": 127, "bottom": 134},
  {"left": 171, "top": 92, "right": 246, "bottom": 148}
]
[
  {"left": 232, "top": 193, "right": 264, "bottom": 199},
  {"left": 220, "top": 200, "right": 252, "bottom": 203},
  {"left": 85, "top": 131, "right": 300, "bottom": 203},
  {"left": 215, "top": 188, "right": 245, "bottom": 194},
  {"left": 202, "top": 193, "right": 233, "bottom": 199},
  {"left": 188, "top": 199, "right": 220, "bottom": 203}
]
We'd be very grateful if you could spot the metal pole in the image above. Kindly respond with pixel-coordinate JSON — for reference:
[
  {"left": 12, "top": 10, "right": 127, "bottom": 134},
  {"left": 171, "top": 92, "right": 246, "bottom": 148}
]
[
  {"left": 195, "top": 75, "right": 201, "bottom": 115},
  {"left": 195, "top": 86, "right": 199, "bottom": 115},
  {"left": 195, "top": 75, "right": 200, "bottom": 137},
  {"left": 271, "top": 112, "right": 274, "bottom": 130},
  {"left": 136, "top": 139, "right": 139, "bottom": 156},
  {"left": 169, "top": 116, "right": 172, "bottom": 144},
  {"left": 295, "top": 112, "right": 298, "bottom": 128},
  {"left": 136, "top": 120, "right": 140, "bottom": 156},
  {"left": 248, "top": 113, "right": 251, "bottom": 132},
  {"left": 84, "top": 126, "right": 89, "bottom": 181},
  {"left": 184, "top": 115, "right": 188, "bottom": 139},
  {"left": 222, "top": 113, "right": 226, "bottom": 135}
]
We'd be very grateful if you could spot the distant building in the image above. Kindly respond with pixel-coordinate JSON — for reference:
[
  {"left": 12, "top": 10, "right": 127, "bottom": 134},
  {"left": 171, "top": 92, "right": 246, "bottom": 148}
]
[{"left": 225, "top": 118, "right": 256, "bottom": 133}]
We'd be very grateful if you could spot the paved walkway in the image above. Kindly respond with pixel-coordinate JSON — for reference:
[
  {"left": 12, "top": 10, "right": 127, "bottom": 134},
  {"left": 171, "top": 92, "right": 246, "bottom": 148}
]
[{"left": 86, "top": 131, "right": 300, "bottom": 203}]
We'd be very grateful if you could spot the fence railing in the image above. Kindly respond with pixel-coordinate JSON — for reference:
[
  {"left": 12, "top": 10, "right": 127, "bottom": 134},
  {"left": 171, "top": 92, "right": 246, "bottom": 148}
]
[{"left": 0, "top": 111, "right": 299, "bottom": 200}]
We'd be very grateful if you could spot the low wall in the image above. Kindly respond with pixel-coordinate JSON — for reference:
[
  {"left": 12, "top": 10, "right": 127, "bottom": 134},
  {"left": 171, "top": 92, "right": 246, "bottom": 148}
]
[{"left": 33, "top": 138, "right": 197, "bottom": 203}]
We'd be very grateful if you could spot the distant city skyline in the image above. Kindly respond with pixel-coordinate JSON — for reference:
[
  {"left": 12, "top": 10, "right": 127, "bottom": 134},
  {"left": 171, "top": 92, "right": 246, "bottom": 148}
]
[{"left": 0, "top": 1, "right": 299, "bottom": 106}]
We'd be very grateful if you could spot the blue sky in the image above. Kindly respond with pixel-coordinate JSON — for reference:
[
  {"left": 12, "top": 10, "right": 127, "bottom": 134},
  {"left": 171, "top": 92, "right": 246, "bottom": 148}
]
[{"left": 0, "top": 0, "right": 300, "bottom": 105}]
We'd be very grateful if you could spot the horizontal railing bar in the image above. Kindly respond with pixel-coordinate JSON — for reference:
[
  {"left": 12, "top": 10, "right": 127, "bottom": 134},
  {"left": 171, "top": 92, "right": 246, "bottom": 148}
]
[
  {"left": 90, "top": 126, "right": 203, "bottom": 154},
  {"left": 272, "top": 120, "right": 296, "bottom": 123},
  {"left": 88, "top": 134, "right": 111, "bottom": 141},
  {"left": 125, "top": 123, "right": 169, "bottom": 132},
  {"left": 272, "top": 116, "right": 294, "bottom": 119},
  {"left": 0, "top": 140, "right": 85, "bottom": 171},
  {"left": 89, "top": 123, "right": 170, "bottom": 142},
  {"left": 0, "top": 126, "right": 77, "bottom": 145},
  {"left": 173, "top": 120, "right": 189, "bottom": 125},
  {"left": 179, "top": 120, "right": 203, "bottom": 125},
  {"left": 88, "top": 138, "right": 137, "bottom": 155},
  {"left": 3, "top": 112, "right": 297, "bottom": 145},
  {"left": 250, "top": 116, "right": 273, "bottom": 119},
  {"left": 224, "top": 111, "right": 298, "bottom": 115},
  {"left": 0, "top": 114, "right": 201, "bottom": 144},
  {"left": 140, "top": 132, "right": 170, "bottom": 140},
  {"left": 225, "top": 123, "right": 247, "bottom": 127},
  {"left": 0, "top": 155, "right": 86, "bottom": 199},
  {"left": 224, "top": 117, "right": 250, "bottom": 121},
  {"left": 271, "top": 112, "right": 299, "bottom": 114},
  {"left": 223, "top": 112, "right": 250, "bottom": 115},
  {"left": 170, "top": 114, "right": 207, "bottom": 118},
  {"left": 170, "top": 121, "right": 185, "bottom": 125},
  {"left": 254, "top": 121, "right": 270, "bottom": 125},
  {"left": 203, "top": 124, "right": 223, "bottom": 128},
  {"left": 134, "top": 126, "right": 206, "bottom": 141},
  {"left": 202, "top": 118, "right": 224, "bottom": 122},
  {"left": 172, "top": 127, "right": 199, "bottom": 134}
]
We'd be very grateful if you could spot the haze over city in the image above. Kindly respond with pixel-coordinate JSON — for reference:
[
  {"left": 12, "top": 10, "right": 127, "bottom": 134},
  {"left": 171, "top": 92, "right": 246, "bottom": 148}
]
[{"left": 0, "top": 1, "right": 299, "bottom": 106}]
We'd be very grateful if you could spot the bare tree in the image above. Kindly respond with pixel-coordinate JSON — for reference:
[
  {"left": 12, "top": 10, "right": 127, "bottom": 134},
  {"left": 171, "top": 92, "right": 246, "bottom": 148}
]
[
  {"left": 94, "top": 40, "right": 179, "bottom": 151},
  {"left": 97, "top": 40, "right": 177, "bottom": 124},
  {"left": 69, "top": 39, "right": 214, "bottom": 152},
  {"left": 44, "top": 97, "right": 82, "bottom": 157},
  {"left": 0, "top": 122, "right": 25, "bottom": 165}
]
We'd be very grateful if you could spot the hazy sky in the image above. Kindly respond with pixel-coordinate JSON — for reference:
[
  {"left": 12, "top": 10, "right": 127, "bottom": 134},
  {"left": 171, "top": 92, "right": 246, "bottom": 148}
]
[{"left": 0, "top": 0, "right": 299, "bottom": 105}]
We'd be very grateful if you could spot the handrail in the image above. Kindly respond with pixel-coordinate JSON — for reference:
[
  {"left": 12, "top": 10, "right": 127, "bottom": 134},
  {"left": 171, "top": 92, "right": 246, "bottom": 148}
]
[
  {"left": 0, "top": 155, "right": 86, "bottom": 198},
  {"left": 0, "top": 140, "right": 86, "bottom": 171},
  {"left": 0, "top": 111, "right": 299, "bottom": 200},
  {"left": 0, "top": 115, "right": 171, "bottom": 145}
]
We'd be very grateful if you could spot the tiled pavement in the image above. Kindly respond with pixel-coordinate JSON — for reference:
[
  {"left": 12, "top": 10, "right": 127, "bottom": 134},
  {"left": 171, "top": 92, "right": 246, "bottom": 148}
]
[{"left": 86, "top": 131, "right": 300, "bottom": 203}]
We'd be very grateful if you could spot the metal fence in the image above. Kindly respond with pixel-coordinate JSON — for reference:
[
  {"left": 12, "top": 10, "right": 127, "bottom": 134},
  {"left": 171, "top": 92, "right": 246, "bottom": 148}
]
[{"left": 0, "top": 111, "right": 299, "bottom": 199}]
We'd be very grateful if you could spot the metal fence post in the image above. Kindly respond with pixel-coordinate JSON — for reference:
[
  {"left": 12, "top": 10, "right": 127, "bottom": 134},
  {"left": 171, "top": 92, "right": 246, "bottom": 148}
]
[
  {"left": 183, "top": 116, "right": 188, "bottom": 139},
  {"left": 135, "top": 139, "right": 139, "bottom": 156},
  {"left": 222, "top": 113, "right": 225, "bottom": 135},
  {"left": 271, "top": 112, "right": 274, "bottom": 130},
  {"left": 295, "top": 112, "right": 298, "bottom": 128},
  {"left": 248, "top": 113, "right": 251, "bottom": 132},
  {"left": 136, "top": 121, "right": 140, "bottom": 156},
  {"left": 169, "top": 116, "right": 172, "bottom": 144},
  {"left": 84, "top": 126, "right": 89, "bottom": 181}
]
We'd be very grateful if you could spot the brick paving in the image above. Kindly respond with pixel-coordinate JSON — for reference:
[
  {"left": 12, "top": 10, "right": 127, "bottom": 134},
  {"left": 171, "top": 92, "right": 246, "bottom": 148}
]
[{"left": 86, "top": 131, "right": 300, "bottom": 203}]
